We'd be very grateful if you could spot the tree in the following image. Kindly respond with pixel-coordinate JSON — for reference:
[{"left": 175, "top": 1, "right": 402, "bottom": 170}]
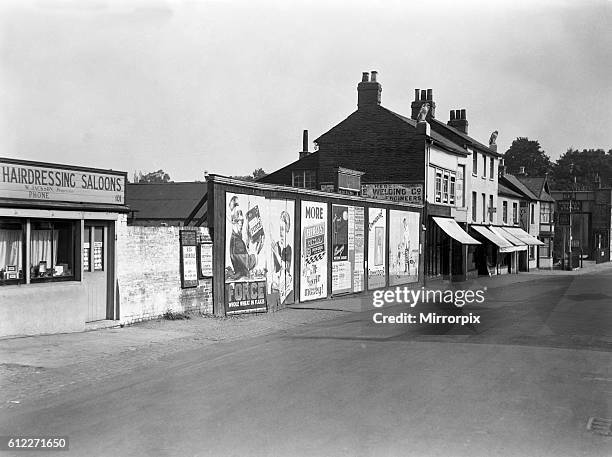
[
  {"left": 230, "top": 168, "right": 268, "bottom": 182},
  {"left": 503, "top": 137, "right": 552, "bottom": 176},
  {"left": 550, "top": 148, "right": 612, "bottom": 190},
  {"left": 134, "top": 169, "right": 172, "bottom": 183}
]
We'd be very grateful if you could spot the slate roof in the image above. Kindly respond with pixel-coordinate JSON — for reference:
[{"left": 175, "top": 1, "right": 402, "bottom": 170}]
[
  {"left": 498, "top": 183, "right": 523, "bottom": 199},
  {"left": 500, "top": 174, "right": 538, "bottom": 200},
  {"left": 429, "top": 118, "right": 502, "bottom": 157},
  {"left": 380, "top": 108, "right": 469, "bottom": 156},
  {"left": 126, "top": 182, "right": 207, "bottom": 220}
]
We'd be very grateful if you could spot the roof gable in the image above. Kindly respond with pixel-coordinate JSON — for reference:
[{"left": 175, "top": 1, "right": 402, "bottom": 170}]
[{"left": 429, "top": 118, "right": 501, "bottom": 157}]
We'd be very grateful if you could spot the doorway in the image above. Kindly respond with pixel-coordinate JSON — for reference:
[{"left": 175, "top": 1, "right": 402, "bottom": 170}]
[{"left": 83, "top": 223, "right": 110, "bottom": 322}]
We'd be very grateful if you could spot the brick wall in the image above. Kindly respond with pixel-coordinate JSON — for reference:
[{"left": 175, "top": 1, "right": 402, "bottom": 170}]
[{"left": 116, "top": 215, "right": 213, "bottom": 324}]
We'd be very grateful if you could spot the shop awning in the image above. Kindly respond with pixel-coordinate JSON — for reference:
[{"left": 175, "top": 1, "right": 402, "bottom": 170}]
[
  {"left": 471, "top": 225, "right": 514, "bottom": 250},
  {"left": 489, "top": 226, "right": 528, "bottom": 252},
  {"left": 432, "top": 217, "right": 480, "bottom": 245},
  {"left": 502, "top": 227, "right": 545, "bottom": 246}
]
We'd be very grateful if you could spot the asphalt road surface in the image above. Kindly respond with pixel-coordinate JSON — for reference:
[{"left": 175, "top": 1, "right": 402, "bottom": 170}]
[{"left": 2, "top": 270, "right": 612, "bottom": 457}]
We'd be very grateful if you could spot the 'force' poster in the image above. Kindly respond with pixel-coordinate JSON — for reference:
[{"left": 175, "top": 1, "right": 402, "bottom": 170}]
[
  {"left": 368, "top": 207, "right": 386, "bottom": 289},
  {"left": 300, "top": 201, "right": 327, "bottom": 301},
  {"left": 332, "top": 204, "right": 365, "bottom": 294},
  {"left": 389, "top": 210, "right": 420, "bottom": 285},
  {"left": 267, "top": 199, "right": 295, "bottom": 307},
  {"left": 225, "top": 192, "right": 268, "bottom": 314}
]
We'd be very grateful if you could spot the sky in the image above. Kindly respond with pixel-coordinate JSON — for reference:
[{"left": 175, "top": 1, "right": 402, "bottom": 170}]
[{"left": 1, "top": 0, "right": 611, "bottom": 181}]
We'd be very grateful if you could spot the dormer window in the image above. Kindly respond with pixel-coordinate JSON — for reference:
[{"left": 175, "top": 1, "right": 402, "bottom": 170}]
[{"left": 336, "top": 167, "right": 364, "bottom": 195}]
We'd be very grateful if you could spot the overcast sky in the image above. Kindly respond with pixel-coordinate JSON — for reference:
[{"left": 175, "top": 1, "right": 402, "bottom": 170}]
[{"left": 1, "top": 0, "right": 610, "bottom": 181}]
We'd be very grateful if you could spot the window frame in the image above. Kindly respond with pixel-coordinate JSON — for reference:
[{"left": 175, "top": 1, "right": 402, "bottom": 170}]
[
  {"left": 29, "top": 219, "right": 77, "bottom": 284},
  {"left": 512, "top": 202, "right": 518, "bottom": 224},
  {"left": 0, "top": 218, "right": 26, "bottom": 286},
  {"left": 502, "top": 201, "right": 508, "bottom": 224}
]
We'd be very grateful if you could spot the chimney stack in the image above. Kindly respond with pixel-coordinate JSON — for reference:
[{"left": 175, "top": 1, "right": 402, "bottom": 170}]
[
  {"left": 411, "top": 88, "right": 436, "bottom": 120},
  {"left": 447, "top": 108, "right": 468, "bottom": 134},
  {"left": 357, "top": 70, "right": 382, "bottom": 109},
  {"left": 299, "top": 130, "right": 310, "bottom": 159}
]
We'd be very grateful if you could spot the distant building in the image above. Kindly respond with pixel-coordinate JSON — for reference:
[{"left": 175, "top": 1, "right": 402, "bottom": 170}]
[{"left": 550, "top": 188, "right": 612, "bottom": 264}]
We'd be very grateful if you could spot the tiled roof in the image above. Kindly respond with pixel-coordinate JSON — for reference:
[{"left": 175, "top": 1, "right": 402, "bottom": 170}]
[
  {"left": 501, "top": 174, "right": 538, "bottom": 200},
  {"left": 498, "top": 183, "right": 523, "bottom": 198},
  {"left": 517, "top": 176, "right": 555, "bottom": 202},
  {"left": 126, "top": 182, "right": 207, "bottom": 220}
]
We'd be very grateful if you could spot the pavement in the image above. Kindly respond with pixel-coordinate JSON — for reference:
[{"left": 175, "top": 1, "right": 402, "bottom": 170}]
[{"left": 1, "top": 262, "right": 612, "bottom": 456}]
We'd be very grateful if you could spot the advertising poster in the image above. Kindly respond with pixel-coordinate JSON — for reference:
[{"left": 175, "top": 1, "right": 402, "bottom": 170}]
[
  {"left": 225, "top": 192, "right": 268, "bottom": 314},
  {"left": 332, "top": 205, "right": 365, "bottom": 294},
  {"left": 368, "top": 207, "right": 386, "bottom": 289},
  {"left": 389, "top": 210, "right": 420, "bottom": 285},
  {"left": 300, "top": 201, "right": 327, "bottom": 301},
  {"left": 180, "top": 230, "right": 198, "bottom": 289},
  {"left": 267, "top": 199, "right": 295, "bottom": 307}
]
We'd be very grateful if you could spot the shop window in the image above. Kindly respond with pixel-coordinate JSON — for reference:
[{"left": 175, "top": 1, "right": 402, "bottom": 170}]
[
  {"left": 0, "top": 219, "right": 24, "bottom": 285},
  {"left": 30, "top": 220, "right": 75, "bottom": 282},
  {"left": 529, "top": 245, "right": 536, "bottom": 260}
]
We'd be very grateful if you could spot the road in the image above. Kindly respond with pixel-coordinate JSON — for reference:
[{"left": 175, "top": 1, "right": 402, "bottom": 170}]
[{"left": 2, "top": 270, "right": 611, "bottom": 456}]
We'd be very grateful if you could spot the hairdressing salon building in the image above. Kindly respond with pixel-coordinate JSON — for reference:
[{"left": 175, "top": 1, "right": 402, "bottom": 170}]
[{"left": 0, "top": 157, "right": 129, "bottom": 337}]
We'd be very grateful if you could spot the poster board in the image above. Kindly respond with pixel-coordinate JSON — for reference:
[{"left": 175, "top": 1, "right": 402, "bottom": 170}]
[
  {"left": 179, "top": 229, "right": 199, "bottom": 289},
  {"left": 368, "top": 207, "right": 386, "bottom": 289},
  {"left": 225, "top": 192, "right": 268, "bottom": 314},
  {"left": 300, "top": 201, "right": 327, "bottom": 301},
  {"left": 267, "top": 199, "right": 295, "bottom": 306},
  {"left": 389, "top": 210, "right": 420, "bottom": 285},
  {"left": 331, "top": 205, "right": 365, "bottom": 294}
]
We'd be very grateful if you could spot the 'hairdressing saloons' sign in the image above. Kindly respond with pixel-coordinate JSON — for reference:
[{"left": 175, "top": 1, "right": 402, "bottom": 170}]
[{"left": 0, "top": 160, "right": 126, "bottom": 205}]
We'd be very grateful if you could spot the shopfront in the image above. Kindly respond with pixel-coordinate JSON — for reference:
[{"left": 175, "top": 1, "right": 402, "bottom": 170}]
[{"left": 0, "top": 158, "right": 128, "bottom": 337}]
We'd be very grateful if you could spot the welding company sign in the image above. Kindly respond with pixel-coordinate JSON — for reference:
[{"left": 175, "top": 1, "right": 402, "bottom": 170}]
[
  {"left": 0, "top": 161, "right": 126, "bottom": 205},
  {"left": 361, "top": 183, "right": 423, "bottom": 205}
]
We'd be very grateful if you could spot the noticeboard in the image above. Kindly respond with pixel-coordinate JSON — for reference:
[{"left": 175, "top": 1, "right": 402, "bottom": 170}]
[
  {"left": 199, "top": 242, "right": 213, "bottom": 277},
  {"left": 180, "top": 230, "right": 199, "bottom": 288}
]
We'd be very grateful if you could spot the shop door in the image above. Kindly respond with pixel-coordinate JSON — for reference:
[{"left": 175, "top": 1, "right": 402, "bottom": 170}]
[{"left": 84, "top": 224, "right": 108, "bottom": 322}]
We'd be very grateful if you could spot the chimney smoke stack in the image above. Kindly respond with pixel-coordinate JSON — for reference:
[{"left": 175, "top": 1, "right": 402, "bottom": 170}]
[
  {"left": 299, "top": 129, "right": 310, "bottom": 159},
  {"left": 357, "top": 70, "right": 381, "bottom": 108},
  {"left": 447, "top": 108, "right": 469, "bottom": 134},
  {"left": 411, "top": 88, "right": 436, "bottom": 119}
]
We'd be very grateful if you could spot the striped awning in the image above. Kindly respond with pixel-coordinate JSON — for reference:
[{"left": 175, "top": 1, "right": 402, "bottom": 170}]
[
  {"left": 502, "top": 227, "right": 545, "bottom": 246},
  {"left": 432, "top": 217, "right": 480, "bottom": 245},
  {"left": 471, "top": 225, "right": 514, "bottom": 250}
]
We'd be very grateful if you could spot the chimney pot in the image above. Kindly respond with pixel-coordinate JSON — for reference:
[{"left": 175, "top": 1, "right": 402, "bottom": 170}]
[
  {"left": 427, "top": 89, "right": 432, "bottom": 100},
  {"left": 302, "top": 130, "right": 308, "bottom": 153},
  {"left": 460, "top": 109, "right": 466, "bottom": 120},
  {"left": 362, "top": 72, "right": 369, "bottom": 82},
  {"left": 414, "top": 89, "right": 420, "bottom": 101},
  {"left": 420, "top": 89, "right": 427, "bottom": 101},
  {"left": 450, "top": 110, "right": 455, "bottom": 121},
  {"left": 370, "top": 70, "right": 377, "bottom": 82}
]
